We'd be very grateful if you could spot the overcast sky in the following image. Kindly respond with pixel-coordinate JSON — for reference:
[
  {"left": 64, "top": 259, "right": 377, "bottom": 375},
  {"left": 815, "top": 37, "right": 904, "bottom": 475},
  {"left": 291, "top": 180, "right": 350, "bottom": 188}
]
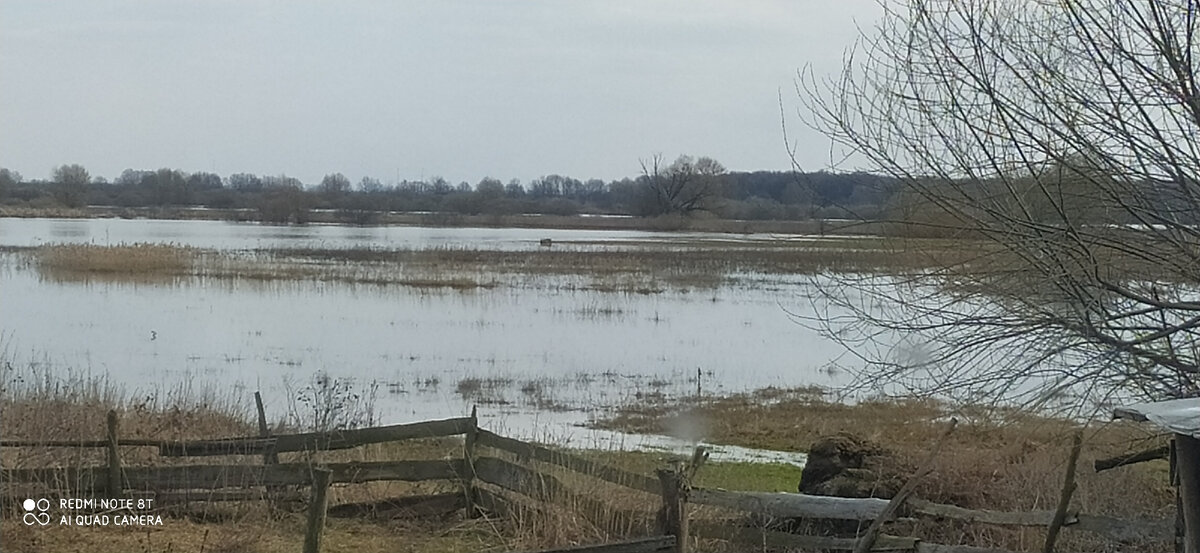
[{"left": 0, "top": 1, "right": 880, "bottom": 186}]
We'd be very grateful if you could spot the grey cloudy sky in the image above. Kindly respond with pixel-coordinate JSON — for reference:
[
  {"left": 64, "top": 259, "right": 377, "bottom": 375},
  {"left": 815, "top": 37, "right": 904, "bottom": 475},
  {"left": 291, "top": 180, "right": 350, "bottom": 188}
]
[{"left": 1, "top": 1, "right": 880, "bottom": 186}]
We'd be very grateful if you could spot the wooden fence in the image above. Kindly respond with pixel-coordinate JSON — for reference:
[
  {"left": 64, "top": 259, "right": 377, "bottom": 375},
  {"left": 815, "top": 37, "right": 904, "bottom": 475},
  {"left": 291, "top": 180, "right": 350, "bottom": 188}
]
[{"left": 0, "top": 407, "right": 1174, "bottom": 553}]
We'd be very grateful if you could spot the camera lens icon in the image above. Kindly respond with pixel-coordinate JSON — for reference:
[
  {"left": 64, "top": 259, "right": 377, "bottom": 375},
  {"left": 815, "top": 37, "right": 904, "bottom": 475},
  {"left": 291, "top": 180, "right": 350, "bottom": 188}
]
[{"left": 23, "top": 498, "right": 51, "bottom": 526}]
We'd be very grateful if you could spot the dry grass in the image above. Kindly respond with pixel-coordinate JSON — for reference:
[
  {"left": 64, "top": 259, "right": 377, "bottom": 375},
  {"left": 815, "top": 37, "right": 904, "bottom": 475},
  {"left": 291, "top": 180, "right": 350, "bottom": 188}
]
[
  {"left": 0, "top": 513, "right": 506, "bottom": 553},
  {"left": 0, "top": 359, "right": 649, "bottom": 553},
  {"left": 282, "top": 239, "right": 968, "bottom": 276},
  {"left": 3, "top": 354, "right": 1174, "bottom": 553},
  {"left": 34, "top": 243, "right": 195, "bottom": 279},
  {"left": 0, "top": 359, "right": 696, "bottom": 552},
  {"left": 1, "top": 362, "right": 252, "bottom": 472},
  {"left": 0, "top": 206, "right": 93, "bottom": 219},
  {"left": 222, "top": 239, "right": 973, "bottom": 294},
  {"left": 0, "top": 363, "right": 511, "bottom": 553},
  {"left": 18, "top": 235, "right": 979, "bottom": 290},
  {"left": 594, "top": 388, "right": 1175, "bottom": 552},
  {"left": 2, "top": 380, "right": 247, "bottom": 443}
]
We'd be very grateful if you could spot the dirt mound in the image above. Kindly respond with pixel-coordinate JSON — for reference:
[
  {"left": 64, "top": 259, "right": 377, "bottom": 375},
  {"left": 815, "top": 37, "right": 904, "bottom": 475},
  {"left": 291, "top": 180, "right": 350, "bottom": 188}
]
[{"left": 798, "top": 433, "right": 913, "bottom": 498}]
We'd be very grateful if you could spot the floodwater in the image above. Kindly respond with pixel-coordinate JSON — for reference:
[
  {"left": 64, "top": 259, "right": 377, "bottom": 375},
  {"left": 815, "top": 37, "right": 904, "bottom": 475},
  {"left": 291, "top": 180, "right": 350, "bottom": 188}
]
[
  {"left": 0, "top": 216, "right": 843, "bottom": 251},
  {"left": 1, "top": 217, "right": 859, "bottom": 464}
]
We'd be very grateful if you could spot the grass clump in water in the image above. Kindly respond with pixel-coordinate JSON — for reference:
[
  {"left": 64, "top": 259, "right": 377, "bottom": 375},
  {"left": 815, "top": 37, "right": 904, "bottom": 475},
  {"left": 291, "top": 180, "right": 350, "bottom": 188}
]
[
  {"left": 35, "top": 243, "right": 195, "bottom": 277},
  {"left": 455, "top": 376, "right": 515, "bottom": 405}
]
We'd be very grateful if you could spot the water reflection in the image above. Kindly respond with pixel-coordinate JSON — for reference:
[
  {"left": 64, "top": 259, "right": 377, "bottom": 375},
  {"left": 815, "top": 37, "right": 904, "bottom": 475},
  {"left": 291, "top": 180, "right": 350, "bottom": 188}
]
[{"left": 48, "top": 220, "right": 90, "bottom": 239}]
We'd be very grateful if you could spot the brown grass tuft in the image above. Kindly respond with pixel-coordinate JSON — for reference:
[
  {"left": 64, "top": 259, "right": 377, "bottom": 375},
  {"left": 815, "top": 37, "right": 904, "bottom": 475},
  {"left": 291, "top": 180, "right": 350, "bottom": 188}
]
[
  {"left": 34, "top": 243, "right": 195, "bottom": 278},
  {"left": 595, "top": 389, "right": 1175, "bottom": 552}
]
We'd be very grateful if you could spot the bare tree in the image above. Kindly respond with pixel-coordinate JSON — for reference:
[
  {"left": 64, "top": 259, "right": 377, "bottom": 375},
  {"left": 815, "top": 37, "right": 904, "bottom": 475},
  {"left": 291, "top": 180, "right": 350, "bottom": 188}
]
[
  {"left": 639, "top": 154, "right": 726, "bottom": 215},
  {"left": 51, "top": 164, "right": 90, "bottom": 208},
  {"left": 800, "top": 0, "right": 1200, "bottom": 408},
  {"left": 319, "top": 173, "right": 351, "bottom": 198},
  {"left": 358, "top": 176, "right": 383, "bottom": 193},
  {"left": 144, "top": 168, "right": 189, "bottom": 205},
  {"left": 0, "top": 168, "right": 20, "bottom": 200},
  {"left": 259, "top": 174, "right": 311, "bottom": 224},
  {"left": 0, "top": 168, "right": 22, "bottom": 186}
]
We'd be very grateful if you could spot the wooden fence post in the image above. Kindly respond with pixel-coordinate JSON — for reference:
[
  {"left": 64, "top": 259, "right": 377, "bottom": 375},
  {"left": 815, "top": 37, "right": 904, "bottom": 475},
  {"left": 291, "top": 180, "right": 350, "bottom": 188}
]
[
  {"left": 255, "top": 391, "right": 283, "bottom": 505},
  {"left": 303, "top": 467, "right": 333, "bottom": 553},
  {"left": 1043, "top": 431, "right": 1083, "bottom": 553},
  {"left": 254, "top": 391, "right": 279, "bottom": 465},
  {"left": 853, "top": 418, "right": 956, "bottom": 553},
  {"left": 106, "top": 410, "right": 122, "bottom": 496},
  {"left": 1176, "top": 434, "right": 1200, "bottom": 553},
  {"left": 1173, "top": 439, "right": 1184, "bottom": 553},
  {"left": 657, "top": 467, "right": 688, "bottom": 553},
  {"left": 463, "top": 406, "right": 479, "bottom": 517}
]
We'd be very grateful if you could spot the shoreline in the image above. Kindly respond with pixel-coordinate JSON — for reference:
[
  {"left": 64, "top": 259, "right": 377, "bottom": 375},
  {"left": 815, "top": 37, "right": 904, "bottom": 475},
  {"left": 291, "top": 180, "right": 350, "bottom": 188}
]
[{"left": 0, "top": 204, "right": 887, "bottom": 236}]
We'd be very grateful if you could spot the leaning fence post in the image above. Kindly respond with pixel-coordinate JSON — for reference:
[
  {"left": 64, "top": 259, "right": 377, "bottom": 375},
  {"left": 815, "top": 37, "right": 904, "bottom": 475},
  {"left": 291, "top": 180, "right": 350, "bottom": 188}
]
[
  {"left": 303, "top": 467, "right": 333, "bottom": 553},
  {"left": 854, "top": 418, "right": 957, "bottom": 553},
  {"left": 106, "top": 410, "right": 122, "bottom": 496},
  {"left": 1043, "top": 431, "right": 1083, "bottom": 553},
  {"left": 463, "top": 406, "right": 480, "bottom": 517},
  {"left": 1172, "top": 440, "right": 1184, "bottom": 553},
  {"left": 254, "top": 391, "right": 279, "bottom": 465},
  {"left": 1176, "top": 434, "right": 1200, "bottom": 553},
  {"left": 656, "top": 467, "right": 688, "bottom": 553},
  {"left": 255, "top": 391, "right": 282, "bottom": 505}
]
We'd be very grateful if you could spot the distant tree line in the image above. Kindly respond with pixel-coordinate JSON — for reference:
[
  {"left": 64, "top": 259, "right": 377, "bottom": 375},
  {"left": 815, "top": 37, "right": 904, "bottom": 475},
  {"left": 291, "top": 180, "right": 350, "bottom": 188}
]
[{"left": 0, "top": 157, "right": 899, "bottom": 224}]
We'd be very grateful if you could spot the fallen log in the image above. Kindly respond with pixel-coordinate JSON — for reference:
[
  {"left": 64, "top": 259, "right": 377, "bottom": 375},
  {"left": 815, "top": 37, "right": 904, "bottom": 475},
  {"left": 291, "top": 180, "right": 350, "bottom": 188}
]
[{"left": 1093, "top": 445, "right": 1169, "bottom": 472}]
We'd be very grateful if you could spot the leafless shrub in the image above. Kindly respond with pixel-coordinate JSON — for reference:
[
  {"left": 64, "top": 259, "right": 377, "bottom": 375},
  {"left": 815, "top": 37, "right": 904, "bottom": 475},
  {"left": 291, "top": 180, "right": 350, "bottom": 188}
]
[{"left": 799, "top": 0, "right": 1200, "bottom": 409}]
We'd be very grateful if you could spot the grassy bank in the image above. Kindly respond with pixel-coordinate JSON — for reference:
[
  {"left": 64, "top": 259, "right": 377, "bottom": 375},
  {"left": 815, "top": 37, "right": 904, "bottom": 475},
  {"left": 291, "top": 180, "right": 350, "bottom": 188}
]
[
  {"left": 593, "top": 387, "right": 1174, "bottom": 551},
  {"left": 2, "top": 363, "right": 1176, "bottom": 552}
]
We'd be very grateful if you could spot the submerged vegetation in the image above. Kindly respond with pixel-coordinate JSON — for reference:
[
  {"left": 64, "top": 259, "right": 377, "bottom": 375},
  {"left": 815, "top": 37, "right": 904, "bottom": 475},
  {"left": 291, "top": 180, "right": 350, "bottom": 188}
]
[{"left": 22, "top": 235, "right": 975, "bottom": 292}]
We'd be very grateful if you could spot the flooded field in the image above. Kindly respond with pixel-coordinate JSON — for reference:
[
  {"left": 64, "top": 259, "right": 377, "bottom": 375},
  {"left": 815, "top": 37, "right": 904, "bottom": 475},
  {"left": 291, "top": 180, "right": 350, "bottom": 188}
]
[
  {"left": 0, "top": 216, "right": 864, "bottom": 252},
  {"left": 1, "top": 217, "right": 872, "bottom": 460}
]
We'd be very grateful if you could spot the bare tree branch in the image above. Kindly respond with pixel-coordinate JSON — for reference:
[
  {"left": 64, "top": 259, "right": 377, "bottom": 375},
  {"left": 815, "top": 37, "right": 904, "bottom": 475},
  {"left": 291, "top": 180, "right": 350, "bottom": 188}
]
[{"left": 798, "top": 0, "right": 1200, "bottom": 409}]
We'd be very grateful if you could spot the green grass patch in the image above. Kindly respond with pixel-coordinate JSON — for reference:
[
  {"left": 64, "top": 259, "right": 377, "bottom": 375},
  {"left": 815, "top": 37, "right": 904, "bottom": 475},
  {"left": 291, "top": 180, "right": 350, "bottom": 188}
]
[{"left": 693, "top": 461, "right": 802, "bottom": 492}]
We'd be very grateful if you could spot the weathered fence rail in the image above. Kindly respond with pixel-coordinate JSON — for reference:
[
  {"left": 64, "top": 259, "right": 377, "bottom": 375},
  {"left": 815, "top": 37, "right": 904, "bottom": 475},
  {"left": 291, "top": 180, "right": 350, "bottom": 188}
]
[
  {"left": 690, "top": 487, "right": 891, "bottom": 520},
  {"left": 0, "top": 406, "right": 1176, "bottom": 553},
  {"left": 906, "top": 498, "right": 1063, "bottom": 526},
  {"left": 474, "top": 455, "right": 646, "bottom": 531},
  {"left": 0, "top": 438, "right": 163, "bottom": 448},
  {"left": 4, "top": 459, "right": 465, "bottom": 491},
  {"left": 0, "top": 417, "right": 473, "bottom": 456},
  {"left": 158, "top": 417, "right": 472, "bottom": 456},
  {"left": 477, "top": 429, "right": 660, "bottom": 494},
  {"left": 683, "top": 488, "right": 1170, "bottom": 543}
]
